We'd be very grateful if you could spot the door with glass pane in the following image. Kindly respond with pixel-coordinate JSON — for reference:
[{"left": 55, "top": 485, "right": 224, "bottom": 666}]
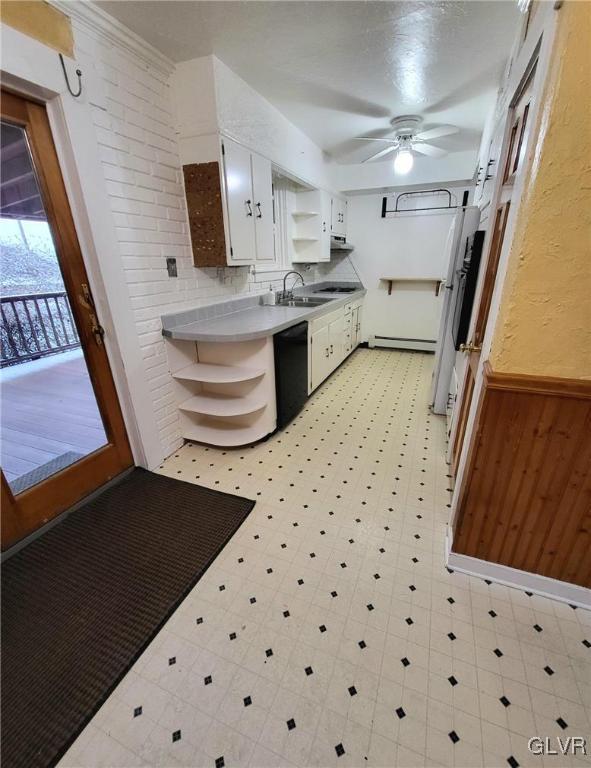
[{"left": 0, "top": 90, "right": 133, "bottom": 548}]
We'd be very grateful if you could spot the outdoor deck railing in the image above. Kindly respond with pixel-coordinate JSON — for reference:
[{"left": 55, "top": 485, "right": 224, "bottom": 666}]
[{"left": 0, "top": 291, "right": 80, "bottom": 366}]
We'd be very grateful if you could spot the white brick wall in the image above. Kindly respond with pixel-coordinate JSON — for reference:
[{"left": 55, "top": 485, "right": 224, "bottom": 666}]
[{"left": 73, "top": 22, "right": 358, "bottom": 460}]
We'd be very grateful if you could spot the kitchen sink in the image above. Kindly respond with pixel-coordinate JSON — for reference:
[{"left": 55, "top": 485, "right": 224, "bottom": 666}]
[{"left": 276, "top": 296, "right": 334, "bottom": 307}]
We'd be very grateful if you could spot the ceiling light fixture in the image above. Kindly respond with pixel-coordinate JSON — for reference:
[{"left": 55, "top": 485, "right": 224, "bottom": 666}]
[{"left": 394, "top": 149, "right": 413, "bottom": 175}]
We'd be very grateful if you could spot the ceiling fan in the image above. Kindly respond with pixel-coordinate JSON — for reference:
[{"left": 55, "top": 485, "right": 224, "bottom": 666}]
[{"left": 356, "top": 115, "right": 459, "bottom": 173}]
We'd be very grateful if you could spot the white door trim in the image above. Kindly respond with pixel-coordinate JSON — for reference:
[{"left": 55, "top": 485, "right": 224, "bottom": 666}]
[{"left": 445, "top": 530, "right": 591, "bottom": 610}]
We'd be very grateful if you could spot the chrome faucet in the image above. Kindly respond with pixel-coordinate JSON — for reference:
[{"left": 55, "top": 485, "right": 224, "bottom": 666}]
[{"left": 281, "top": 270, "right": 305, "bottom": 301}]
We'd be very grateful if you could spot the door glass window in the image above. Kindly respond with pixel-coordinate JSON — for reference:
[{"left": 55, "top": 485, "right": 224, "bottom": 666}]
[{"left": 0, "top": 121, "right": 107, "bottom": 494}]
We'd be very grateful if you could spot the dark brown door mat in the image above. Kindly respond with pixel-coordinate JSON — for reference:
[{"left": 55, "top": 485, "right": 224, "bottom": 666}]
[{"left": 1, "top": 468, "right": 255, "bottom": 768}]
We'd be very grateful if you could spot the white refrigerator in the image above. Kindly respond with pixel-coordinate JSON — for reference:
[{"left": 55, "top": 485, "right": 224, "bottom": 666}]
[{"left": 430, "top": 206, "right": 481, "bottom": 415}]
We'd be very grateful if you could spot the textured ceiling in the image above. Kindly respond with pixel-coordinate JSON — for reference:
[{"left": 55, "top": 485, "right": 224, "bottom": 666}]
[{"left": 95, "top": 1, "right": 520, "bottom": 163}]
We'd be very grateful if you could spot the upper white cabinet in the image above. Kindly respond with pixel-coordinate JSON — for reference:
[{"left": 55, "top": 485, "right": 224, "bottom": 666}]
[
  {"left": 222, "top": 138, "right": 274, "bottom": 265},
  {"left": 331, "top": 196, "right": 347, "bottom": 237},
  {"left": 222, "top": 139, "right": 256, "bottom": 264},
  {"left": 249, "top": 149, "right": 275, "bottom": 263},
  {"left": 182, "top": 136, "right": 275, "bottom": 267}
]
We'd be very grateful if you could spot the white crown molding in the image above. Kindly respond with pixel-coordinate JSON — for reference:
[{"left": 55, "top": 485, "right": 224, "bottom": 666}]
[
  {"left": 445, "top": 531, "right": 591, "bottom": 610},
  {"left": 50, "top": 0, "right": 175, "bottom": 76}
]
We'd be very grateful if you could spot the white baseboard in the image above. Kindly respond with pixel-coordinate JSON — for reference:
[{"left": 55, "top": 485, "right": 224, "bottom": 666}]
[
  {"left": 445, "top": 530, "right": 591, "bottom": 609},
  {"left": 368, "top": 335, "right": 436, "bottom": 353}
]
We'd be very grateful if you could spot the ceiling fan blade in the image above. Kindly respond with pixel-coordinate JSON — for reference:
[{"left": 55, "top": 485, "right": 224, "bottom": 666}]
[
  {"left": 415, "top": 125, "right": 459, "bottom": 141},
  {"left": 354, "top": 137, "right": 399, "bottom": 143},
  {"left": 413, "top": 143, "right": 447, "bottom": 158},
  {"left": 364, "top": 145, "right": 397, "bottom": 163}
]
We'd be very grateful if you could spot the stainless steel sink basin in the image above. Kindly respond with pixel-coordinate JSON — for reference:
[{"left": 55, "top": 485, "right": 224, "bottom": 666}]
[{"left": 276, "top": 296, "right": 334, "bottom": 308}]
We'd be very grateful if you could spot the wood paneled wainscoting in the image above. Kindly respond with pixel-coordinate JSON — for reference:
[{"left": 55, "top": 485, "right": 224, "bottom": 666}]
[{"left": 451, "top": 363, "right": 591, "bottom": 589}]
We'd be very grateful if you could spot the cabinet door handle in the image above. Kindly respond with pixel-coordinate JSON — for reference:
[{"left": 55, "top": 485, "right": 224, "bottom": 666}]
[
  {"left": 322, "top": 221, "right": 326, "bottom": 232},
  {"left": 255, "top": 202, "right": 262, "bottom": 218},
  {"left": 245, "top": 199, "right": 253, "bottom": 217},
  {"left": 325, "top": 347, "right": 330, "bottom": 358},
  {"left": 330, "top": 344, "right": 333, "bottom": 355}
]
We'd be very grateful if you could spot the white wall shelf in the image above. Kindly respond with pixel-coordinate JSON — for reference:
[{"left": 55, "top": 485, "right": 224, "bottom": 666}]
[
  {"left": 179, "top": 392, "right": 267, "bottom": 417},
  {"left": 173, "top": 362, "right": 265, "bottom": 384},
  {"left": 292, "top": 211, "right": 319, "bottom": 217},
  {"left": 292, "top": 237, "right": 319, "bottom": 242}
]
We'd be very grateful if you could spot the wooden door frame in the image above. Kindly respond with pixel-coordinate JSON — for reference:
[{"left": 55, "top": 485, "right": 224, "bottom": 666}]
[
  {"left": 1, "top": 89, "right": 133, "bottom": 549},
  {"left": 449, "top": 57, "right": 539, "bottom": 485}
]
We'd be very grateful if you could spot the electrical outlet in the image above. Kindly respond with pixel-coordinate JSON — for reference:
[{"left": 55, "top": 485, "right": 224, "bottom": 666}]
[{"left": 166, "top": 257, "right": 177, "bottom": 277}]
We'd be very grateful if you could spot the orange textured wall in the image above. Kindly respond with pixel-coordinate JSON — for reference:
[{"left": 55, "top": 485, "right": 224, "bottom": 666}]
[
  {"left": 1, "top": 1, "right": 73, "bottom": 57},
  {"left": 490, "top": 1, "right": 591, "bottom": 379}
]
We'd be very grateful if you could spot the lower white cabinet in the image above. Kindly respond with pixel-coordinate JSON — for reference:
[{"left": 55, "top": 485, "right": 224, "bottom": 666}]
[
  {"left": 308, "top": 299, "right": 363, "bottom": 393},
  {"left": 328, "top": 314, "right": 344, "bottom": 363},
  {"left": 310, "top": 324, "right": 330, "bottom": 391},
  {"left": 351, "top": 304, "right": 363, "bottom": 348}
]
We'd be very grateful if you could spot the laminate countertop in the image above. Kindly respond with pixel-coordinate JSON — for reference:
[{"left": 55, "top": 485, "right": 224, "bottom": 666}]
[{"left": 161, "top": 285, "right": 366, "bottom": 343}]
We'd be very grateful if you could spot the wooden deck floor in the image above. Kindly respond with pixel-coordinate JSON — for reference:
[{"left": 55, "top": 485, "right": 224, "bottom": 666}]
[{"left": 0, "top": 349, "right": 106, "bottom": 486}]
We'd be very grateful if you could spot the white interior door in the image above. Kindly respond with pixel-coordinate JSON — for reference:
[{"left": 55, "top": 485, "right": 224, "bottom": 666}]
[
  {"left": 222, "top": 139, "right": 256, "bottom": 264},
  {"left": 251, "top": 152, "right": 275, "bottom": 262}
]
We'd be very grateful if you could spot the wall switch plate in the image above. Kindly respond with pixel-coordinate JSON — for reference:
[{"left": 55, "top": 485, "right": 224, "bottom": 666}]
[{"left": 166, "top": 257, "right": 177, "bottom": 277}]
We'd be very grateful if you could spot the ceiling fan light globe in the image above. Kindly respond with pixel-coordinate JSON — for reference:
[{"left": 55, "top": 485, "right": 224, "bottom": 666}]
[{"left": 394, "top": 149, "right": 413, "bottom": 174}]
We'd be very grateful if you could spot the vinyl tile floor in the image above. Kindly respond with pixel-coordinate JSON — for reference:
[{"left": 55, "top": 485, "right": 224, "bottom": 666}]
[{"left": 60, "top": 349, "right": 591, "bottom": 768}]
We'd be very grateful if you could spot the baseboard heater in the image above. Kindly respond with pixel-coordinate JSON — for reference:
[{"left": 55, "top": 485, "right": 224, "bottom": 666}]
[{"left": 368, "top": 335, "right": 436, "bottom": 353}]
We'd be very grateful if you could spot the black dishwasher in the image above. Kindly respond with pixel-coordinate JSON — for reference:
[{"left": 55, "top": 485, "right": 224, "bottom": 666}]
[{"left": 274, "top": 321, "right": 309, "bottom": 428}]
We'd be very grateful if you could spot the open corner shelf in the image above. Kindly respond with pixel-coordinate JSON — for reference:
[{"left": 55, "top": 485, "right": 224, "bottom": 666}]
[
  {"left": 292, "top": 211, "right": 319, "bottom": 217},
  {"left": 180, "top": 417, "right": 268, "bottom": 447},
  {"left": 180, "top": 391, "right": 267, "bottom": 418},
  {"left": 168, "top": 336, "right": 275, "bottom": 448},
  {"left": 172, "top": 362, "right": 265, "bottom": 384}
]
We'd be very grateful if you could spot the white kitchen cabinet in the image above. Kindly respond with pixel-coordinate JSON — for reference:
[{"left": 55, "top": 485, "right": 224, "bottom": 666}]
[
  {"left": 250, "top": 151, "right": 274, "bottom": 262},
  {"left": 310, "top": 324, "right": 330, "bottom": 391},
  {"left": 328, "top": 314, "right": 344, "bottom": 364},
  {"left": 182, "top": 137, "right": 275, "bottom": 267},
  {"left": 331, "top": 195, "right": 347, "bottom": 237},
  {"left": 320, "top": 190, "right": 332, "bottom": 257},
  {"left": 222, "top": 139, "right": 257, "bottom": 264},
  {"left": 343, "top": 308, "right": 352, "bottom": 354},
  {"left": 308, "top": 300, "right": 361, "bottom": 393},
  {"left": 351, "top": 304, "right": 363, "bottom": 348},
  {"left": 223, "top": 139, "right": 275, "bottom": 265}
]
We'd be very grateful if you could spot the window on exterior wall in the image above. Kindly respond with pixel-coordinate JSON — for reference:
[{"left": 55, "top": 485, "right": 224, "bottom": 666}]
[{"left": 271, "top": 181, "right": 292, "bottom": 270}]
